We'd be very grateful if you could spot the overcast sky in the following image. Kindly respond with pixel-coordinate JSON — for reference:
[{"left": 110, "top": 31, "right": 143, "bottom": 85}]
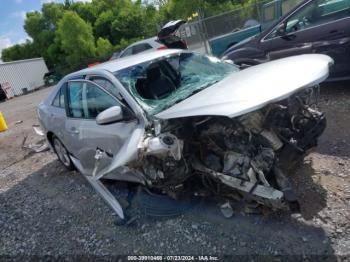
[{"left": 0, "top": 0, "right": 91, "bottom": 61}]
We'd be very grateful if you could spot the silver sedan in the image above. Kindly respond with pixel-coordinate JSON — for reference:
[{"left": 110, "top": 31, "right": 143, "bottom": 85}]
[{"left": 38, "top": 49, "right": 333, "bottom": 219}]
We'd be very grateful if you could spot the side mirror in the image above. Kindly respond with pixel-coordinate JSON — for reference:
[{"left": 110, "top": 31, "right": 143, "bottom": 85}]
[
  {"left": 96, "top": 106, "right": 123, "bottom": 125},
  {"left": 275, "top": 23, "right": 286, "bottom": 36}
]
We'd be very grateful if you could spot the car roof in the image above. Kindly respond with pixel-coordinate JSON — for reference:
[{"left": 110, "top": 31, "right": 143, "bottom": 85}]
[
  {"left": 128, "top": 36, "right": 158, "bottom": 47},
  {"left": 72, "top": 49, "right": 183, "bottom": 77}
]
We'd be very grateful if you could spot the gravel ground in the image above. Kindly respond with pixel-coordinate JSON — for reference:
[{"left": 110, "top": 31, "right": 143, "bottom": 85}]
[{"left": 0, "top": 84, "right": 350, "bottom": 260}]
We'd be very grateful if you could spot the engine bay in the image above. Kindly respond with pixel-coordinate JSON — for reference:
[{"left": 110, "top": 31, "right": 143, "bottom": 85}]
[{"left": 130, "top": 86, "right": 326, "bottom": 212}]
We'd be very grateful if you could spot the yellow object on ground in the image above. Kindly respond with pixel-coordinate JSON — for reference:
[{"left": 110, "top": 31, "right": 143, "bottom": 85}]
[{"left": 0, "top": 111, "right": 8, "bottom": 132}]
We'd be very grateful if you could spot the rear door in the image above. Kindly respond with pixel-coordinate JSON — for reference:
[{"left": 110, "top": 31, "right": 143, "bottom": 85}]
[
  {"left": 63, "top": 80, "right": 138, "bottom": 174},
  {"left": 48, "top": 85, "right": 67, "bottom": 142},
  {"left": 262, "top": 0, "right": 350, "bottom": 77}
]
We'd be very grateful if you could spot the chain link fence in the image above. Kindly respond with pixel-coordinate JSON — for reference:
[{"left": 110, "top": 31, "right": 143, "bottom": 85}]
[{"left": 179, "top": 0, "right": 303, "bottom": 55}]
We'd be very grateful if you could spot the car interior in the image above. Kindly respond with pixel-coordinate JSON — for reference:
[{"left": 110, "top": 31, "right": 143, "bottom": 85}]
[
  {"left": 135, "top": 61, "right": 180, "bottom": 100},
  {"left": 286, "top": 0, "right": 350, "bottom": 33}
]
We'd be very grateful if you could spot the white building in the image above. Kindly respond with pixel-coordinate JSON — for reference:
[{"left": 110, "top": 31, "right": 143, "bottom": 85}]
[{"left": 0, "top": 58, "right": 49, "bottom": 99}]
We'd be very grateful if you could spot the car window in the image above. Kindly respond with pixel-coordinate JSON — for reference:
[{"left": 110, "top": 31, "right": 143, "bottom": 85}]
[
  {"left": 84, "top": 82, "right": 121, "bottom": 119},
  {"left": 120, "top": 47, "right": 133, "bottom": 58},
  {"left": 67, "top": 82, "right": 84, "bottom": 118},
  {"left": 132, "top": 43, "right": 153, "bottom": 55},
  {"left": 267, "top": 0, "right": 350, "bottom": 39},
  {"left": 114, "top": 53, "right": 239, "bottom": 115},
  {"left": 90, "top": 77, "right": 120, "bottom": 97},
  {"left": 52, "top": 91, "right": 60, "bottom": 107},
  {"left": 67, "top": 81, "right": 121, "bottom": 119},
  {"left": 52, "top": 86, "right": 65, "bottom": 108}
]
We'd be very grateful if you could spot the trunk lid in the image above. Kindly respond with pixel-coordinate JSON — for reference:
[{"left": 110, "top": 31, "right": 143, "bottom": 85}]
[{"left": 157, "top": 20, "right": 187, "bottom": 49}]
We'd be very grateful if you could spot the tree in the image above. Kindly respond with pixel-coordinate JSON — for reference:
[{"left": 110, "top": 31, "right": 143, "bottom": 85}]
[
  {"left": 2, "top": 0, "right": 253, "bottom": 75},
  {"left": 56, "top": 11, "right": 96, "bottom": 73},
  {"left": 24, "top": 3, "right": 65, "bottom": 68},
  {"left": 70, "top": 1, "right": 98, "bottom": 25},
  {"left": 94, "top": 10, "right": 115, "bottom": 43},
  {"left": 1, "top": 41, "right": 40, "bottom": 62},
  {"left": 96, "top": 37, "right": 113, "bottom": 58}
]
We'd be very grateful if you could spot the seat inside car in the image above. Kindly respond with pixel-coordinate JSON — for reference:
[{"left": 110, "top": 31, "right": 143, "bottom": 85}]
[{"left": 136, "top": 63, "right": 176, "bottom": 100}]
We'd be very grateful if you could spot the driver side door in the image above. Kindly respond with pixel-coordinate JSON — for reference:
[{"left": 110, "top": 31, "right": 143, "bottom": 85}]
[
  {"left": 263, "top": 0, "right": 350, "bottom": 78},
  {"left": 64, "top": 80, "right": 138, "bottom": 175}
]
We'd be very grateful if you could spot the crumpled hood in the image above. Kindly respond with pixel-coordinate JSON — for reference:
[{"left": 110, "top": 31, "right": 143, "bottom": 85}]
[{"left": 156, "top": 54, "right": 333, "bottom": 120}]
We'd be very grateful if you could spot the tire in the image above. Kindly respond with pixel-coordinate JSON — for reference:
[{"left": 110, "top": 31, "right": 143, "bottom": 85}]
[{"left": 52, "top": 136, "right": 75, "bottom": 170}]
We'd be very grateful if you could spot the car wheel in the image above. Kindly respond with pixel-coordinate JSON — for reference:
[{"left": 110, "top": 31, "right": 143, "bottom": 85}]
[{"left": 52, "top": 136, "right": 74, "bottom": 170}]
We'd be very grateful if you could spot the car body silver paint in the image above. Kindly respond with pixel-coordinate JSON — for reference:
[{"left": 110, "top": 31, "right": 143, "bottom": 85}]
[
  {"left": 39, "top": 69, "right": 148, "bottom": 177},
  {"left": 96, "top": 106, "right": 123, "bottom": 125},
  {"left": 39, "top": 51, "right": 333, "bottom": 177},
  {"left": 39, "top": 51, "right": 187, "bottom": 174},
  {"left": 38, "top": 50, "right": 333, "bottom": 219},
  {"left": 117, "top": 37, "right": 162, "bottom": 59},
  {"left": 156, "top": 54, "right": 333, "bottom": 120}
]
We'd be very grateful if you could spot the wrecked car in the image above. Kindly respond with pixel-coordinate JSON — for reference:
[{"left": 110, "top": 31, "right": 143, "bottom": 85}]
[
  {"left": 110, "top": 20, "right": 187, "bottom": 60},
  {"left": 38, "top": 50, "right": 333, "bottom": 219}
]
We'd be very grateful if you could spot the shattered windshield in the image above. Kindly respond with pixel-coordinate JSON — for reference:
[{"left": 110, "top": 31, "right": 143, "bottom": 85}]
[{"left": 114, "top": 52, "right": 239, "bottom": 115}]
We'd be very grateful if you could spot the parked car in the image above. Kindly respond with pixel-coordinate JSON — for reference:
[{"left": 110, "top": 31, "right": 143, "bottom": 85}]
[
  {"left": 110, "top": 20, "right": 187, "bottom": 60},
  {"left": 222, "top": 0, "right": 350, "bottom": 80},
  {"left": 209, "top": 0, "right": 303, "bottom": 57},
  {"left": 38, "top": 49, "right": 333, "bottom": 219}
]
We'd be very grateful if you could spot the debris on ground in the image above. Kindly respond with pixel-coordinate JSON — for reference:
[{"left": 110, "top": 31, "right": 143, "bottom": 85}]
[
  {"left": 21, "top": 125, "right": 49, "bottom": 153},
  {"left": 0, "top": 84, "right": 350, "bottom": 257}
]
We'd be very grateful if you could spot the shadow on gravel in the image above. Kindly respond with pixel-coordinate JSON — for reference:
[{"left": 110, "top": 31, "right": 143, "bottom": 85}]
[
  {"left": 182, "top": 200, "right": 337, "bottom": 260},
  {"left": 288, "top": 160, "right": 328, "bottom": 220},
  {"left": 316, "top": 82, "right": 350, "bottom": 158},
  {"left": 0, "top": 158, "right": 336, "bottom": 258}
]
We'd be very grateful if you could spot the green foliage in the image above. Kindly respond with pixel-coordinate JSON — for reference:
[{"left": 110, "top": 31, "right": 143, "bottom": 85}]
[
  {"left": 96, "top": 37, "right": 113, "bottom": 58},
  {"left": 111, "top": 6, "right": 145, "bottom": 44},
  {"left": 23, "top": 4, "right": 64, "bottom": 69},
  {"left": 1, "top": 0, "right": 251, "bottom": 75},
  {"left": 2, "top": 41, "right": 40, "bottom": 62},
  {"left": 56, "top": 11, "right": 96, "bottom": 73},
  {"left": 94, "top": 10, "right": 115, "bottom": 43}
]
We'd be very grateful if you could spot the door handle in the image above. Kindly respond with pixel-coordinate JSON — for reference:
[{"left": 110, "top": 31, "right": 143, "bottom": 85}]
[
  {"left": 68, "top": 128, "right": 79, "bottom": 134},
  {"left": 295, "top": 43, "right": 312, "bottom": 48},
  {"left": 329, "top": 29, "right": 344, "bottom": 36}
]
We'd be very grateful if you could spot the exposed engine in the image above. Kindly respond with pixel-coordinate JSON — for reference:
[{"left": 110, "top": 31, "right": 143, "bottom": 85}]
[{"left": 133, "top": 87, "right": 326, "bottom": 211}]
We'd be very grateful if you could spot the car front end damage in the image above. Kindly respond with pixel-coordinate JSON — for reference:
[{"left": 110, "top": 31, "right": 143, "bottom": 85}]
[
  {"left": 82, "top": 53, "right": 333, "bottom": 220},
  {"left": 131, "top": 86, "right": 326, "bottom": 213}
]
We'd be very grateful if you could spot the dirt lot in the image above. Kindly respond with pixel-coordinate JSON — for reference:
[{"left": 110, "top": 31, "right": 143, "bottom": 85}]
[{"left": 0, "top": 84, "right": 349, "bottom": 260}]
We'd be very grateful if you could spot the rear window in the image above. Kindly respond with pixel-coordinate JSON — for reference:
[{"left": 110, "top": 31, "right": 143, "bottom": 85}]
[
  {"left": 52, "top": 86, "right": 65, "bottom": 108},
  {"left": 133, "top": 43, "right": 153, "bottom": 54}
]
